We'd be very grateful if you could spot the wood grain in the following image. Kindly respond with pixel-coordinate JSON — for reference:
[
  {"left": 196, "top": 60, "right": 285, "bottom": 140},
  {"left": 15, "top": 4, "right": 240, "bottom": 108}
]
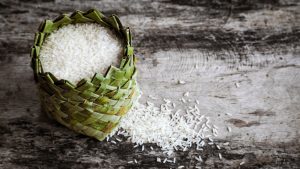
[{"left": 0, "top": 0, "right": 299, "bottom": 168}]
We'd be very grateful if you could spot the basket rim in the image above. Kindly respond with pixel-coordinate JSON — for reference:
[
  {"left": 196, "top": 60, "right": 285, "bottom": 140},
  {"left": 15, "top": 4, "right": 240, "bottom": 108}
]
[{"left": 30, "top": 8, "right": 136, "bottom": 87}]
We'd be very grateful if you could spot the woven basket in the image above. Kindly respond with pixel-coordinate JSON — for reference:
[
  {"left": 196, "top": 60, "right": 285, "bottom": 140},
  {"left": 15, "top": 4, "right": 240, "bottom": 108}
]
[{"left": 30, "top": 9, "right": 139, "bottom": 141}]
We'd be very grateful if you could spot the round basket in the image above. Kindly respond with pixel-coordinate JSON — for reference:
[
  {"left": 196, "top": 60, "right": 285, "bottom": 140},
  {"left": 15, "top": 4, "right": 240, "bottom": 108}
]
[{"left": 30, "top": 9, "right": 139, "bottom": 141}]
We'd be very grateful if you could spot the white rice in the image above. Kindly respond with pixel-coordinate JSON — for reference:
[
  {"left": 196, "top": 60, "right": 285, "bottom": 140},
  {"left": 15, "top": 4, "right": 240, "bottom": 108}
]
[
  {"left": 117, "top": 94, "right": 218, "bottom": 156},
  {"left": 40, "top": 23, "right": 123, "bottom": 84}
]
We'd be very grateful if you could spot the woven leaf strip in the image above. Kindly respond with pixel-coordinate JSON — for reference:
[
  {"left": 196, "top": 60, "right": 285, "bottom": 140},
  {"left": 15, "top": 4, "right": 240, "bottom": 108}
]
[{"left": 31, "top": 9, "right": 139, "bottom": 141}]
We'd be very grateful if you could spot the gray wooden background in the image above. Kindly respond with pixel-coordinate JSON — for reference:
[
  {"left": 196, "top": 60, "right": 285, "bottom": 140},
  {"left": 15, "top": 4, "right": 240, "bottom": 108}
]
[{"left": 0, "top": 0, "right": 299, "bottom": 168}]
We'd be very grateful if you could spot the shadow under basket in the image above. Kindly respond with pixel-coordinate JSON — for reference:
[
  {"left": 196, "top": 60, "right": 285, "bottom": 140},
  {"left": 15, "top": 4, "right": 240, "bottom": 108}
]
[{"left": 30, "top": 9, "right": 139, "bottom": 141}]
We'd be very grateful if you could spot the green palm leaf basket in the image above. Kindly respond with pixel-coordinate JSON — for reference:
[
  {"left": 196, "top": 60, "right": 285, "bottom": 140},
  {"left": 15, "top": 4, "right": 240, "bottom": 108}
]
[{"left": 30, "top": 9, "right": 139, "bottom": 141}]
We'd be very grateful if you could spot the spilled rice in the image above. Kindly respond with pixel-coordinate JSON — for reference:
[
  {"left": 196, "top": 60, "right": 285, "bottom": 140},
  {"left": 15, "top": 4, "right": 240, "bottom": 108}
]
[
  {"left": 118, "top": 97, "right": 217, "bottom": 156},
  {"left": 105, "top": 91, "right": 231, "bottom": 165}
]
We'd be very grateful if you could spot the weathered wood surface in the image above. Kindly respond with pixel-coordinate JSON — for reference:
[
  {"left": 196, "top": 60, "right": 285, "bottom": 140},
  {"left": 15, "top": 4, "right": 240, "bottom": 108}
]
[{"left": 0, "top": 0, "right": 300, "bottom": 168}]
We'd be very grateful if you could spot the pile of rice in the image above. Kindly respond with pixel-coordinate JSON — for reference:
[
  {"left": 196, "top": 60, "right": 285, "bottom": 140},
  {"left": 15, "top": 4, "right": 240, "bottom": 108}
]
[
  {"left": 118, "top": 95, "right": 218, "bottom": 156},
  {"left": 40, "top": 23, "right": 123, "bottom": 84}
]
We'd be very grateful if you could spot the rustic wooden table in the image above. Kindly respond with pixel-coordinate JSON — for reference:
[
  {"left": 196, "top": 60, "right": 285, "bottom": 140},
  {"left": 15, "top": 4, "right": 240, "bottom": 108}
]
[{"left": 0, "top": 0, "right": 299, "bottom": 168}]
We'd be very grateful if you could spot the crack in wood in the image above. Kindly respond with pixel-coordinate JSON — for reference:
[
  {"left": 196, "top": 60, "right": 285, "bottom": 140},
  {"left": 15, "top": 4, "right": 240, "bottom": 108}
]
[{"left": 227, "top": 118, "right": 261, "bottom": 128}]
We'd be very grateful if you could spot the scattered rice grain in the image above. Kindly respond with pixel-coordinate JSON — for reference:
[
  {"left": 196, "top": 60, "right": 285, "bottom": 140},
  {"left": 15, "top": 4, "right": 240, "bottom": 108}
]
[
  {"left": 219, "top": 153, "right": 223, "bottom": 160},
  {"left": 178, "top": 80, "right": 186, "bottom": 84}
]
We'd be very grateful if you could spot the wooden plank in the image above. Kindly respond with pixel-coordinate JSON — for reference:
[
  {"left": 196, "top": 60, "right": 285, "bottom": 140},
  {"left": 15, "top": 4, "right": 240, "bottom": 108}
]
[{"left": 0, "top": 0, "right": 299, "bottom": 168}]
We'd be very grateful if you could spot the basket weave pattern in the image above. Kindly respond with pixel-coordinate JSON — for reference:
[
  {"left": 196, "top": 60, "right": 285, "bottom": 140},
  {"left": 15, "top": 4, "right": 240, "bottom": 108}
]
[{"left": 30, "top": 9, "right": 138, "bottom": 141}]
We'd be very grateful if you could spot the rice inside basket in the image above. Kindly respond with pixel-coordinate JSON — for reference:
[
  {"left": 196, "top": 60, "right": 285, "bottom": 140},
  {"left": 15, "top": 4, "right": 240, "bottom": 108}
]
[{"left": 39, "top": 23, "right": 123, "bottom": 84}]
